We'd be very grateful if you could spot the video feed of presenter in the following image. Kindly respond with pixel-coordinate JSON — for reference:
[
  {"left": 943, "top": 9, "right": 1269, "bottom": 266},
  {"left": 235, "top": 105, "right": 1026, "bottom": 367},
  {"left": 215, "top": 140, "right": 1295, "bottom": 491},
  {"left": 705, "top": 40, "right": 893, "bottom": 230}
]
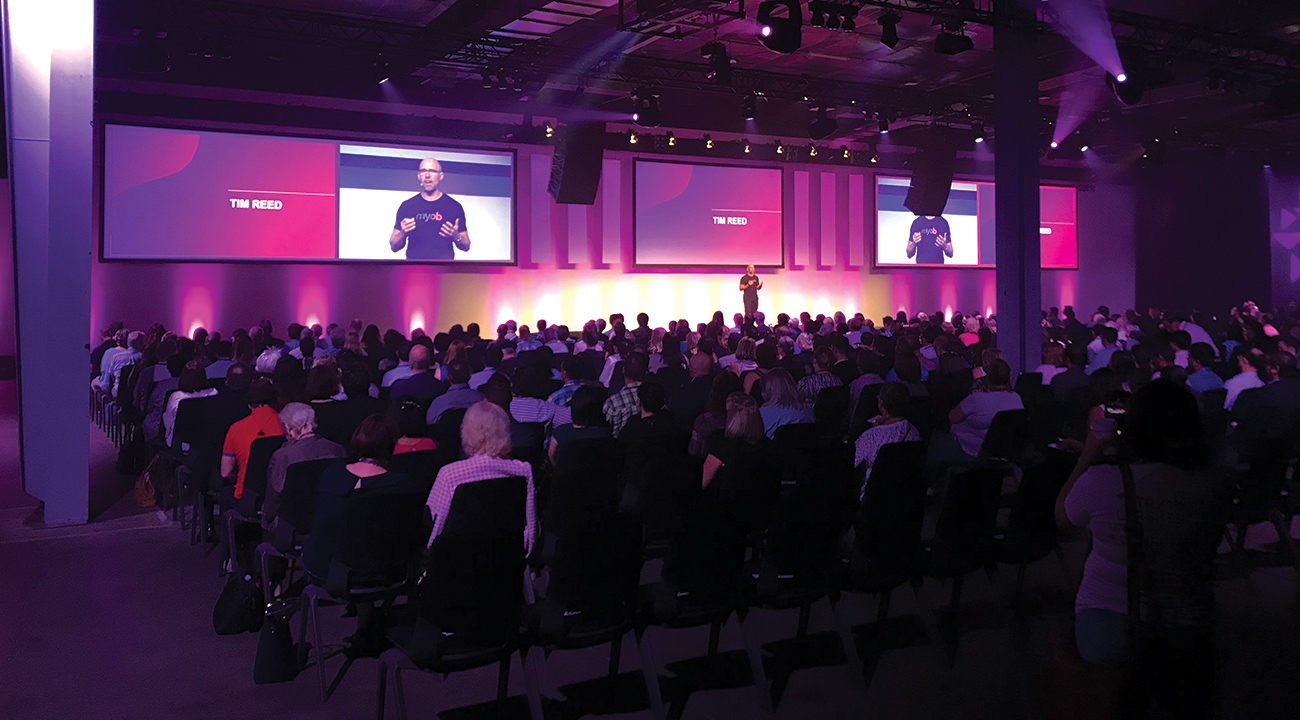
[
  {"left": 100, "top": 124, "right": 515, "bottom": 263},
  {"left": 634, "top": 160, "right": 784, "bottom": 267},
  {"left": 874, "top": 175, "right": 1077, "bottom": 269}
]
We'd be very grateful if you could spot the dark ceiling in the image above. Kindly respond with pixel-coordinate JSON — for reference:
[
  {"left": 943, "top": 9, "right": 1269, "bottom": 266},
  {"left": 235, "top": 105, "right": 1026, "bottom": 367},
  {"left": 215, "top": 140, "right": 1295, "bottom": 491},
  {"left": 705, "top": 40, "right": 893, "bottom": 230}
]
[{"left": 93, "top": 0, "right": 1300, "bottom": 159}]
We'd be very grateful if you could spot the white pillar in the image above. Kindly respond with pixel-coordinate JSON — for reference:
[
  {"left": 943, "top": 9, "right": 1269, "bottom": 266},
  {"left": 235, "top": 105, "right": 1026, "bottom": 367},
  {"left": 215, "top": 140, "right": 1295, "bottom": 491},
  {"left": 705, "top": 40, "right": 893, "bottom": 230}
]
[{"left": 3, "top": 0, "right": 94, "bottom": 525}]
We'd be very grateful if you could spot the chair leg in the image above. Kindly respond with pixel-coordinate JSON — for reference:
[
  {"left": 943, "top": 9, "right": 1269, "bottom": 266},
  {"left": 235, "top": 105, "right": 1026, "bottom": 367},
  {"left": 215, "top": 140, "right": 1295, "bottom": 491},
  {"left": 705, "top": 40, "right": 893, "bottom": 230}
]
[
  {"left": 635, "top": 629, "right": 667, "bottom": 720},
  {"left": 393, "top": 665, "right": 409, "bottom": 720},
  {"left": 796, "top": 603, "right": 811, "bottom": 639},
  {"left": 877, "top": 589, "right": 893, "bottom": 623},
  {"left": 259, "top": 545, "right": 274, "bottom": 607},
  {"left": 707, "top": 619, "right": 721, "bottom": 657},
  {"left": 608, "top": 633, "right": 623, "bottom": 677},
  {"left": 497, "top": 653, "right": 511, "bottom": 702},
  {"left": 521, "top": 646, "right": 546, "bottom": 720},
  {"left": 310, "top": 594, "right": 328, "bottom": 701},
  {"left": 376, "top": 659, "right": 388, "bottom": 720},
  {"left": 829, "top": 597, "right": 865, "bottom": 682},
  {"left": 737, "top": 612, "right": 774, "bottom": 715},
  {"left": 298, "top": 598, "right": 312, "bottom": 670}
]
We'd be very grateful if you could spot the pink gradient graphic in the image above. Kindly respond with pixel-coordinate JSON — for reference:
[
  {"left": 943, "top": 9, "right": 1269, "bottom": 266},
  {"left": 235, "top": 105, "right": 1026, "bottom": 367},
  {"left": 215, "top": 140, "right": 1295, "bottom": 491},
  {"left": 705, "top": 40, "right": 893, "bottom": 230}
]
[
  {"left": 635, "top": 161, "right": 783, "bottom": 267},
  {"left": 103, "top": 126, "right": 338, "bottom": 260}
]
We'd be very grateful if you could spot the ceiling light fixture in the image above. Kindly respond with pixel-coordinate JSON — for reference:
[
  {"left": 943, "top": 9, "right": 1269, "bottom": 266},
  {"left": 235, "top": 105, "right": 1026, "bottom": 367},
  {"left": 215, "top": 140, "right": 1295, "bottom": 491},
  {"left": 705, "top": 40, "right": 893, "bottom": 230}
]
[
  {"left": 704, "top": 134, "right": 714, "bottom": 149},
  {"left": 701, "top": 41, "right": 733, "bottom": 86},
  {"left": 878, "top": 11, "right": 901, "bottom": 49},
  {"left": 742, "top": 93, "right": 757, "bottom": 121},
  {"left": 934, "top": 22, "right": 974, "bottom": 55},
  {"left": 809, "top": 106, "right": 838, "bottom": 140},
  {"left": 756, "top": 0, "right": 803, "bottom": 54},
  {"left": 667, "top": 131, "right": 675, "bottom": 147},
  {"left": 877, "top": 113, "right": 890, "bottom": 134}
]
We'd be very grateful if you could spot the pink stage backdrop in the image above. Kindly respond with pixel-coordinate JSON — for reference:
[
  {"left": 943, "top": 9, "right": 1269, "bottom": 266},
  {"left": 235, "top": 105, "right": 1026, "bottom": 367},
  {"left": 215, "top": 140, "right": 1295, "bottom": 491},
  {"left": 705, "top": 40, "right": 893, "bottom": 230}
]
[{"left": 91, "top": 143, "right": 1134, "bottom": 340}]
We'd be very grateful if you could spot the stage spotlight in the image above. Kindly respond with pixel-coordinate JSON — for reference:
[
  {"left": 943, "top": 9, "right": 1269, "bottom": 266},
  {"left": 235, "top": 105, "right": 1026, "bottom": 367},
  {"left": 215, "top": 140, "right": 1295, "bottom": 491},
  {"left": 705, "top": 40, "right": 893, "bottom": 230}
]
[
  {"left": 373, "top": 57, "right": 391, "bottom": 84},
  {"left": 667, "top": 131, "right": 675, "bottom": 147},
  {"left": 629, "top": 130, "right": 638, "bottom": 145},
  {"left": 631, "top": 92, "right": 662, "bottom": 127},
  {"left": 973, "top": 122, "right": 986, "bottom": 143},
  {"left": 1116, "top": 73, "right": 1127, "bottom": 83},
  {"left": 935, "top": 23, "right": 974, "bottom": 55},
  {"left": 878, "top": 11, "right": 901, "bottom": 49},
  {"left": 877, "top": 113, "right": 890, "bottom": 134},
  {"left": 744, "top": 140, "right": 751, "bottom": 153},
  {"left": 701, "top": 41, "right": 733, "bottom": 86},
  {"left": 809, "top": 106, "right": 838, "bottom": 140},
  {"left": 1080, "top": 144, "right": 1089, "bottom": 152},
  {"left": 704, "top": 134, "right": 714, "bottom": 149},
  {"left": 756, "top": 0, "right": 802, "bottom": 54},
  {"left": 842, "top": 146, "right": 850, "bottom": 158},
  {"left": 810, "top": 146, "right": 818, "bottom": 157},
  {"left": 742, "top": 94, "right": 757, "bottom": 120},
  {"left": 777, "top": 141, "right": 785, "bottom": 154},
  {"left": 1050, "top": 140, "right": 1059, "bottom": 149},
  {"left": 544, "top": 124, "right": 554, "bottom": 139}
]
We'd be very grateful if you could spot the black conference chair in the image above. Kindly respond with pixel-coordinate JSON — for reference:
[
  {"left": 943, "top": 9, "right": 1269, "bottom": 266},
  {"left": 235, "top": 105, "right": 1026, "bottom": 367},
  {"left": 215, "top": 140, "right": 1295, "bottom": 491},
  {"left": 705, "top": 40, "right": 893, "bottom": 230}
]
[
  {"left": 844, "top": 441, "right": 928, "bottom": 623},
  {"left": 221, "top": 435, "right": 286, "bottom": 573}
]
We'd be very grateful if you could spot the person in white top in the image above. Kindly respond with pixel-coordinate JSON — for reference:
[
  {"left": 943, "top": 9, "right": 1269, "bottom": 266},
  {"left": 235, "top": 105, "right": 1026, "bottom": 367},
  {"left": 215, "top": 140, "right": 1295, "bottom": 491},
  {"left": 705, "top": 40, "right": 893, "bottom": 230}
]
[
  {"left": 853, "top": 382, "right": 921, "bottom": 499},
  {"left": 1223, "top": 351, "right": 1266, "bottom": 411},
  {"left": 949, "top": 359, "right": 1025, "bottom": 457},
  {"left": 1034, "top": 340, "right": 1068, "bottom": 385},
  {"left": 164, "top": 360, "right": 218, "bottom": 447}
]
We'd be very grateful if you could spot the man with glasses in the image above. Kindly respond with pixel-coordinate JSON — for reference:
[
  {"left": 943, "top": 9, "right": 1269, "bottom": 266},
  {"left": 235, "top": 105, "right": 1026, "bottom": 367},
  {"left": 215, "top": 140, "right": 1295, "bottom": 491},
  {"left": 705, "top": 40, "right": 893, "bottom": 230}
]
[{"left": 389, "top": 157, "right": 472, "bottom": 259}]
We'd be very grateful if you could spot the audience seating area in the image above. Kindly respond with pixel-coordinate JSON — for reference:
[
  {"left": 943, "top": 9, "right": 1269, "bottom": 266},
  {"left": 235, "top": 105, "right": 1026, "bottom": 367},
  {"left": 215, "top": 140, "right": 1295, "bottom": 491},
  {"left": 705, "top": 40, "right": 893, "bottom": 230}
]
[{"left": 83, "top": 303, "right": 1300, "bottom": 718}]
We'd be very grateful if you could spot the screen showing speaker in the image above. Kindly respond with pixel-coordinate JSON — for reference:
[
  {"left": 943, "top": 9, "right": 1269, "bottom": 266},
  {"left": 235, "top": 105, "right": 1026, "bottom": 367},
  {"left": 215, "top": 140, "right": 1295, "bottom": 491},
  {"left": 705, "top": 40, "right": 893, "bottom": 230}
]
[
  {"left": 101, "top": 124, "right": 516, "bottom": 263},
  {"left": 634, "top": 160, "right": 784, "bottom": 267},
  {"left": 875, "top": 176, "right": 1077, "bottom": 269}
]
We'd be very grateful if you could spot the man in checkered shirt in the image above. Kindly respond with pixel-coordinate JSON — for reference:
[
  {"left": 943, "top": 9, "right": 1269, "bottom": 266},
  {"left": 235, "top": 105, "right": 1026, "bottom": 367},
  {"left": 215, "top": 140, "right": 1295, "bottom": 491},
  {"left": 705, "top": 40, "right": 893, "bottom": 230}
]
[
  {"left": 603, "top": 350, "right": 649, "bottom": 438},
  {"left": 425, "top": 400, "right": 537, "bottom": 554}
]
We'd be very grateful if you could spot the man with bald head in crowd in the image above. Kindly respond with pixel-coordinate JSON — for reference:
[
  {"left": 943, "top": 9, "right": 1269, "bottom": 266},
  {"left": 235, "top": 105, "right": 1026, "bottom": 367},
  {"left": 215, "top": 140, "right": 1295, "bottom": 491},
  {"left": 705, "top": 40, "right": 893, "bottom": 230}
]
[{"left": 387, "top": 344, "right": 448, "bottom": 414}]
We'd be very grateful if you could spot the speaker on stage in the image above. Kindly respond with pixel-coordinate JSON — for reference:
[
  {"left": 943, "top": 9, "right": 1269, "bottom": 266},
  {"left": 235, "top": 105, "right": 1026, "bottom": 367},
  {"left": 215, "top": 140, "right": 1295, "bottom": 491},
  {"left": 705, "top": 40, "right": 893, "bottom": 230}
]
[
  {"left": 547, "top": 123, "right": 605, "bottom": 205},
  {"left": 903, "top": 127, "right": 957, "bottom": 217}
]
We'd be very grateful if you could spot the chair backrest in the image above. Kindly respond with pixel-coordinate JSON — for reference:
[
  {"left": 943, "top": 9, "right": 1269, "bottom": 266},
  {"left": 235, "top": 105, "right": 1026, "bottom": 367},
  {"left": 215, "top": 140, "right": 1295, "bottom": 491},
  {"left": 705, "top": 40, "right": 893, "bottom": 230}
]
[
  {"left": 814, "top": 385, "right": 851, "bottom": 436},
  {"left": 659, "top": 501, "right": 749, "bottom": 608},
  {"left": 621, "top": 435, "right": 699, "bottom": 548},
  {"left": 979, "top": 409, "right": 1029, "bottom": 464},
  {"left": 998, "top": 452, "right": 1073, "bottom": 563},
  {"left": 855, "top": 441, "right": 927, "bottom": 573},
  {"left": 326, "top": 490, "right": 429, "bottom": 596},
  {"left": 852, "top": 383, "right": 884, "bottom": 427},
  {"left": 276, "top": 458, "right": 340, "bottom": 536},
  {"left": 242, "top": 435, "right": 287, "bottom": 503},
  {"left": 928, "top": 465, "right": 1004, "bottom": 575},
  {"left": 704, "top": 438, "right": 780, "bottom": 536},
  {"left": 419, "top": 476, "right": 528, "bottom": 643},
  {"left": 904, "top": 395, "right": 934, "bottom": 442},
  {"left": 547, "top": 436, "right": 623, "bottom": 533},
  {"left": 387, "top": 449, "right": 453, "bottom": 496},
  {"left": 511, "top": 421, "right": 546, "bottom": 453},
  {"left": 1014, "top": 372, "right": 1044, "bottom": 404},
  {"left": 542, "top": 508, "right": 643, "bottom": 626},
  {"left": 759, "top": 458, "right": 852, "bottom": 587},
  {"left": 430, "top": 406, "right": 469, "bottom": 458}
]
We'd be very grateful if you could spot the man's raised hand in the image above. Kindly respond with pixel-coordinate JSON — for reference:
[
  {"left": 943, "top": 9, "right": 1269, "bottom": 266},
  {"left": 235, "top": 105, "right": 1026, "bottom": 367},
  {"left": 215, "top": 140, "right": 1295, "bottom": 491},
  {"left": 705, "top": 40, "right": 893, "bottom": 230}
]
[
  {"left": 439, "top": 217, "right": 460, "bottom": 238},
  {"left": 400, "top": 217, "right": 416, "bottom": 233}
]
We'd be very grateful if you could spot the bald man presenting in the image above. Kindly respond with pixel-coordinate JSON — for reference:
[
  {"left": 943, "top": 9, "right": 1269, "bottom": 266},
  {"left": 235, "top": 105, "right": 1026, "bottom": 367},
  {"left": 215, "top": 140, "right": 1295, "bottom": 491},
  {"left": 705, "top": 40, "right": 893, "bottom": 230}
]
[{"left": 389, "top": 158, "right": 472, "bottom": 260}]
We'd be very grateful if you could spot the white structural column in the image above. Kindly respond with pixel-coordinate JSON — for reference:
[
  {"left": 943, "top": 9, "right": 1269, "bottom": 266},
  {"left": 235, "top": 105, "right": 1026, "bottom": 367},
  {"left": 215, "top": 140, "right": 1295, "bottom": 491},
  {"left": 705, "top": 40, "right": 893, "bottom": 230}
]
[{"left": 4, "top": 0, "right": 94, "bottom": 524}]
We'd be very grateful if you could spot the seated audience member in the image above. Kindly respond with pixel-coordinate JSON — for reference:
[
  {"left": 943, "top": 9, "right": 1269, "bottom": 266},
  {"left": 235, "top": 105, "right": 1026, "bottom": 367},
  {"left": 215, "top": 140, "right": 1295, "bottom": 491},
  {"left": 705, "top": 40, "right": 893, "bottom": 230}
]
[
  {"left": 1055, "top": 381, "right": 1224, "bottom": 717},
  {"left": 853, "top": 382, "right": 921, "bottom": 498},
  {"left": 381, "top": 341, "right": 414, "bottom": 387},
  {"left": 829, "top": 334, "right": 860, "bottom": 385},
  {"left": 848, "top": 350, "right": 886, "bottom": 413},
  {"left": 219, "top": 378, "right": 284, "bottom": 505},
  {"left": 548, "top": 383, "right": 611, "bottom": 464},
  {"left": 206, "top": 340, "right": 235, "bottom": 380},
  {"left": 425, "top": 359, "right": 484, "bottom": 425},
  {"left": 1223, "top": 350, "right": 1266, "bottom": 411},
  {"left": 796, "top": 346, "right": 844, "bottom": 408},
  {"left": 702, "top": 392, "right": 768, "bottom": 489},
  {"left": 469, "top": 345, "right": 504, "bottom": 390},
  {"left": 516, "top": 325, "right": 541, "bottom": 352},
  {"left": 164, "top": 358, "right": 217, "bottom": 447},
  {"left": 288, "top": 327, "right": 317, "bottom": 363},
  {"left": 144, "top": 353, "right": 186, "bottom": 444},
  {"left": 892, "top": 351, "right": 929, "bottom": 398},
  {"left": 1185, "top": 343, "right": 1225, "bottom": 395},
  {"left": 759, "top": 369, "right": 813, "bottom": 438},
  {"left": 302, "top": 414, "right": 421, "bottom": 584},
  {"left": 1051, "top": 345, "right": 1091, "bottom": 399},
  {"left": 262, "top": 403, "right": 347, "bottom": 531},
  {"left": 943, "top": 359, "right": 1024, "bottom": 460},
  {"left": 91, "top": 321, "right": 124, "bottom": 378},
  {"left": 690, "top": 372, "right": 743, "bottom": 458},
  {"left": 1036, "top": 341, "right": 1068, "bottom": 385},
  {"left": 388, "top": 344, "right": 448, "bottom": 412},
  {"left": 1086, "top": 326, "right": 1121, "bottom": 375},
  {"left": 98, "top": 329, "right": 144, "bottom": 394},
  {"left": 393, "top": 398, "right": 436, "bottom": 455},
  {"left": 548, "top": 354, "right": 590, "bottom": 407},
  {"left": 306, "top": 363, "right": 342, "bottom": 404},
  {"left": 668, "top": 351, "right": 716, "bottom": 433},
  {"left": 427, "top": 401, "right": 537, "bottom": 553},
  {"left": 604, "top": 350, "right": 649, "bottom": 438},
  {"left": 618, "top": 381, "right": 675, "bottom": 446}
]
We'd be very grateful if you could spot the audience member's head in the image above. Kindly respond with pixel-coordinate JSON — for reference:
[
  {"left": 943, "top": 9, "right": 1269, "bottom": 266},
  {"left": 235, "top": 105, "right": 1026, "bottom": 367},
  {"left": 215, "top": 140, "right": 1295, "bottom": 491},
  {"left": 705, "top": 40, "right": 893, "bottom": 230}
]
[
  {"left": 461, "top": 400, "right": 512, "bottom": 459},
  {"left": 481, "top": 372, "right": 514, "bottom": 411},
  {"left": 637, "top": 381, "right": 666, "bottom": 415},
  {"left": 705, "top": 372, "right": 743, "bottom": 417},
  {"left": 278, "top": 402, "right": 317, "bottom": 440},
  {"left": 724, "top": 392, "right": 765, "bottom": 443},
  {"left": 761, "top": 368, "right": 801, "bottom": 408},
  {"left": 984, "top": 358, "right": 1013, "bottom": 390},
  {"left": 396, "top": 398, "right": 427, "bottom": 439},
  {"left": 624, "top": 351, "right": 649, "bottom": 383},
  {"left": 305, "top": 365, "right": 340, "bottom": 400},
  {"left": 877, "top": 382, "right": 910, "bottom": 419},
  {"left": 226, "top": 363, "right": 254, "bottom": 394},
  {"left": 350, "top": 414, "right": 399, "bottom": 467},
  {"left": 447, "top": 359, "right": 472, "bottom": 386},
  {"left": 408, "top": 344, "right": 432, "bottom": 373},
  {"left": 569, "top": 383, "right": 609, "bottom": 428},
  {"left": 178, "top": 359, "right": 210, "bottom": 393},
  {"left": 1125, "top": 380, "right": 1202, "bottom": 468},
  {"left": 735, "top": 337, "right": 757, "bottom": 363}
]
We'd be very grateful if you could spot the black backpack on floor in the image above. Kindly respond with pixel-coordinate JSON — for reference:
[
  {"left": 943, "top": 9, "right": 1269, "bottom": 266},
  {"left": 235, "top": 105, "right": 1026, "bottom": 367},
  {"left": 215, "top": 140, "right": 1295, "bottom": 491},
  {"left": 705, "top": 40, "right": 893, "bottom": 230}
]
[{"left": 212, "top": 571, "right": 263, "bottom": 635}]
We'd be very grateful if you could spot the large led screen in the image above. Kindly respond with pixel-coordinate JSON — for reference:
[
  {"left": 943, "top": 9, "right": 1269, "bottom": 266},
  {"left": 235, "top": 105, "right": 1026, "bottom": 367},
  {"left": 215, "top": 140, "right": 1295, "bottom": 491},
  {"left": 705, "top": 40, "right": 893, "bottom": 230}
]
[
  {"left": 875, "top": 176, "right": 1077, "bottom": 269},
  {"left": 101, "top": 125, "right": 515, "bottom": 263},
  {"left": 634, "top": 160, "right": 783, "bottom": 267}
]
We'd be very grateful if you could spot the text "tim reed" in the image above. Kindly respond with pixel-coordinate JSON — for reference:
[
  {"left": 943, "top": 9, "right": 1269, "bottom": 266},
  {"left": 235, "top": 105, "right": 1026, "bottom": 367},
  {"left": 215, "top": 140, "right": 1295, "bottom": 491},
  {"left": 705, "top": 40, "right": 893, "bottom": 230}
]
[
  {"left": 229, "top": 198, "right": 283, "bottom": 210},
  {"left": 712, "top": 216, "right": 748, "bottom": 225}
]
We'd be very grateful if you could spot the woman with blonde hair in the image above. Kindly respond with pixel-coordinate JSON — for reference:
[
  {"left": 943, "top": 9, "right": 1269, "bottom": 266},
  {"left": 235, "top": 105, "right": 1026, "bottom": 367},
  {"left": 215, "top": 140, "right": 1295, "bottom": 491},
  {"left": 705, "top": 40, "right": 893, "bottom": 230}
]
[{"left": 702, "top": 392, "right": 766, "bottom": 488}]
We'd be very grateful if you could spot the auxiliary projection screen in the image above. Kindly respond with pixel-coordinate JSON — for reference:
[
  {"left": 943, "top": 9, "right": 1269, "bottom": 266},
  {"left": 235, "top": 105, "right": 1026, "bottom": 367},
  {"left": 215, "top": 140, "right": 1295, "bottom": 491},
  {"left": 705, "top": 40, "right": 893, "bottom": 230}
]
[
  {"left": 875, "top": 175, "right": 1078, "bottom": 269},
  {"left": 101, "top": 124, "right": 515, "bottom": 263},
  {"left": 634, "top": 160, "right": 784, "bottom": 267}
]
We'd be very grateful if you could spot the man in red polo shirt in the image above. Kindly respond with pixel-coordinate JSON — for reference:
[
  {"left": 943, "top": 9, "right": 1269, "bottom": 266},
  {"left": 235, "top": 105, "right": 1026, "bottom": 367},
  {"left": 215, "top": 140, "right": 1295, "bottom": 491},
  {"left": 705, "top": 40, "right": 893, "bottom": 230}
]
[{"left": 220, "top": 378, "right": 284, "bottom": 502}]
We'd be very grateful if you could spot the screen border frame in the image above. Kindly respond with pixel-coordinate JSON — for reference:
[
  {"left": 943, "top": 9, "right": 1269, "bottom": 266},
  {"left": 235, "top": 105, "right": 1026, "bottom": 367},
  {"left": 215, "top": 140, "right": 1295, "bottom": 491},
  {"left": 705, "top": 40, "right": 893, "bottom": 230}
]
[
  {"left": 631, "top": 157, "right": 786, "bottom": 270},
  {"left": 97, "top": 121, "right": 519, "bottom": 266},
  {"left": 871, "top": 173, "right": 1079, "bottom": 270}
]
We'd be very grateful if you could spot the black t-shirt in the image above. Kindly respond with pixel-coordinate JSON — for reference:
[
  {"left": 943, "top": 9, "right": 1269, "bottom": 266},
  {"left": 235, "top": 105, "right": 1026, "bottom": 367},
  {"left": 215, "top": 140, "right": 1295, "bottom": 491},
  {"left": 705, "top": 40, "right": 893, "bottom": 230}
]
[
  {"left": 909, "top": 216, "right": 952, "bottom": 264},
  {"left": 394, "top": 193, "right": 468, "bottom": 260},
  {"left": 740, "top": 273, "right": 760, "bottom": 301}
]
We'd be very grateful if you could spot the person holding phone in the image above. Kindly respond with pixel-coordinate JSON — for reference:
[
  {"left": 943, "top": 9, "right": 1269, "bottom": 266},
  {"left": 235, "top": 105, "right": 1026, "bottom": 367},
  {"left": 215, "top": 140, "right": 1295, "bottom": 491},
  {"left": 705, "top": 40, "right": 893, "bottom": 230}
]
[{"left": 389, "top": 158, "right": 471, "bottom": 260}]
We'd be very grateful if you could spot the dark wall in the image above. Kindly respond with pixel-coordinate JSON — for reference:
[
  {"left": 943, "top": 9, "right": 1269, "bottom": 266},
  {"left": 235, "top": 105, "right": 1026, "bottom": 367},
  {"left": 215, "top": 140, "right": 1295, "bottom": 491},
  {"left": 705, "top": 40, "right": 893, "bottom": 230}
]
[{"left": 1134, "top": 154, "right": 1271, "bottom": 315}]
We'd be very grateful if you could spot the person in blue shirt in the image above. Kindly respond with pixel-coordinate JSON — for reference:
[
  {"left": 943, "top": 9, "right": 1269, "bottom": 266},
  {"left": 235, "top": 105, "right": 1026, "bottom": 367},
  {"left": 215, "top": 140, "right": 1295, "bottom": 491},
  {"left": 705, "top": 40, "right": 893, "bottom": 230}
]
[
  {"left": 1185, "top": 343, "right": 1225, "bottom": 395},
  {"left": 906, "top": 215, "right": 954, "bottom": 264}
]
